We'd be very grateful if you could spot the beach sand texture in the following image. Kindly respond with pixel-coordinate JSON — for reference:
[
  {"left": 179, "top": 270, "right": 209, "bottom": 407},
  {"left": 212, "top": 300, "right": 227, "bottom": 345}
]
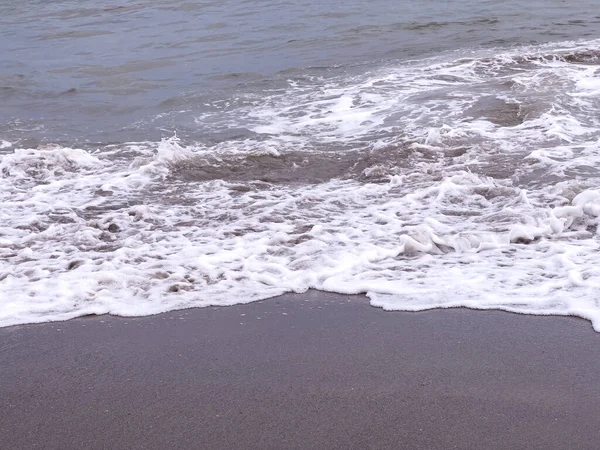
[{"left": 2, "top": 291, "right": 600, "bottom": 450}]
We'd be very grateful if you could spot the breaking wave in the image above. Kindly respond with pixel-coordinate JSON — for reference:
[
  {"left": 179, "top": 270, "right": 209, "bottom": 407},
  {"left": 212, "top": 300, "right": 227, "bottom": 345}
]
[{"left": 3, "top": 39, "right": 600, "bottom": 329}]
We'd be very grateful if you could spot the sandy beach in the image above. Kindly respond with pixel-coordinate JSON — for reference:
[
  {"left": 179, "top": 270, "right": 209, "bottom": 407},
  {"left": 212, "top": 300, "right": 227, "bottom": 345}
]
[
  {"left": 4, "top": 2, "right": 600, "bottom": 449},
  {"left": 2, "top": 291, "right": 600, "bottom": 450}
]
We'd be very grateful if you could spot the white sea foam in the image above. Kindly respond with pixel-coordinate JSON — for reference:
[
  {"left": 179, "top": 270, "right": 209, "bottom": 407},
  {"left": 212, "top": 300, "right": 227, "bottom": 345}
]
[{"left": 3, "top": 39, "right": 600, "bottom": 329}]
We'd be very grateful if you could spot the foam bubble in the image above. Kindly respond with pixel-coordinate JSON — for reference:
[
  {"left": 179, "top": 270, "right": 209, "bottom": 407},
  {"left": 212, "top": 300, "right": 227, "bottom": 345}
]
[{"left": 4, "top": 39, "right": 600, "bottom": 330}]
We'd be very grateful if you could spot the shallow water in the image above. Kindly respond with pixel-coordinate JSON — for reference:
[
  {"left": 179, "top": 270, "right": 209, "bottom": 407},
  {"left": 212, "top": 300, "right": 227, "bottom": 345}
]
[
  {"left": 1, "top": 0, "right": 598, "bottom": 142},
  {"left": 2, "top": 1, "right": 600, "bottom": 329}
]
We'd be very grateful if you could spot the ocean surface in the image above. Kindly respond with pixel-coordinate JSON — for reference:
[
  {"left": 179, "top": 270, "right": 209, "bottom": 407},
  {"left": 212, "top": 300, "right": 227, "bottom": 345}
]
[{"left": 2, "top": 0, "right": 600, "bottom": 329}]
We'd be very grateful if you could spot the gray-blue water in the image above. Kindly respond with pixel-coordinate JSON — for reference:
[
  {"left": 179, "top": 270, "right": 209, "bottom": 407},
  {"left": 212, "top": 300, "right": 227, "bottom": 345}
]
[
  {"left": 4, "top": 0, "right": 600, "bottom": 328},
  {"left": 1, "top": 0, "right": 598, "bottom": 144}
]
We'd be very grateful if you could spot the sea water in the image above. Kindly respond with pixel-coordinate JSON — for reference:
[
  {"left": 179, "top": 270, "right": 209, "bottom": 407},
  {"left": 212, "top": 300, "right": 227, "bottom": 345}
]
[{"left": 2, "top": 0, "right": 600, "bottom": 328}]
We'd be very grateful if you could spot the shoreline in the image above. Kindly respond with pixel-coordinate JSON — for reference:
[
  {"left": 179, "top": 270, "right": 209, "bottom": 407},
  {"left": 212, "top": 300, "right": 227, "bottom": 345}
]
[{"left": 2, "top": 291, "right": 600, "bottom": 449}]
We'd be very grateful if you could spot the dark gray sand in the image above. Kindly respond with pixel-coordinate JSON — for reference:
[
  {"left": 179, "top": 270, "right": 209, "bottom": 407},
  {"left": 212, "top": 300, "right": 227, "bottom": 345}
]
[{"left": 2, "top": 291, "right": 600, "bottom": 450}]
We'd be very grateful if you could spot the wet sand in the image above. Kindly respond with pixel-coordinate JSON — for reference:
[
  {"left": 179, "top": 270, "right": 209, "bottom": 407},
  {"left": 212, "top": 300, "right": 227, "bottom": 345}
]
[{"left": 1, "top": 291, "right": 600, "bottom": 450}]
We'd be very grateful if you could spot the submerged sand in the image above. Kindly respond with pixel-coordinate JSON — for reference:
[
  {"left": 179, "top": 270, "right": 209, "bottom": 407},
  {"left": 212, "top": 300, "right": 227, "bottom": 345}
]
[{"left": 1, "top": 291, "right": 600, "bottom": 449}]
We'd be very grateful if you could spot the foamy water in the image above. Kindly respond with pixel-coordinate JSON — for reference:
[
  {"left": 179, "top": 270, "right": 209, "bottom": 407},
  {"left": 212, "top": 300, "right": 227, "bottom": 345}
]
[{"left": 3, "top": 39, "right": 600, "bottom": 328}]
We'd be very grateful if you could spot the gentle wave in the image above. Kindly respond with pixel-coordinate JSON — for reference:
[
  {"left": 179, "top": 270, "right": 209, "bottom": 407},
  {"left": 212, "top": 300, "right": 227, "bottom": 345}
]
[{"left": 3, "top": 39, "right": 600, "bottom": 329}]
